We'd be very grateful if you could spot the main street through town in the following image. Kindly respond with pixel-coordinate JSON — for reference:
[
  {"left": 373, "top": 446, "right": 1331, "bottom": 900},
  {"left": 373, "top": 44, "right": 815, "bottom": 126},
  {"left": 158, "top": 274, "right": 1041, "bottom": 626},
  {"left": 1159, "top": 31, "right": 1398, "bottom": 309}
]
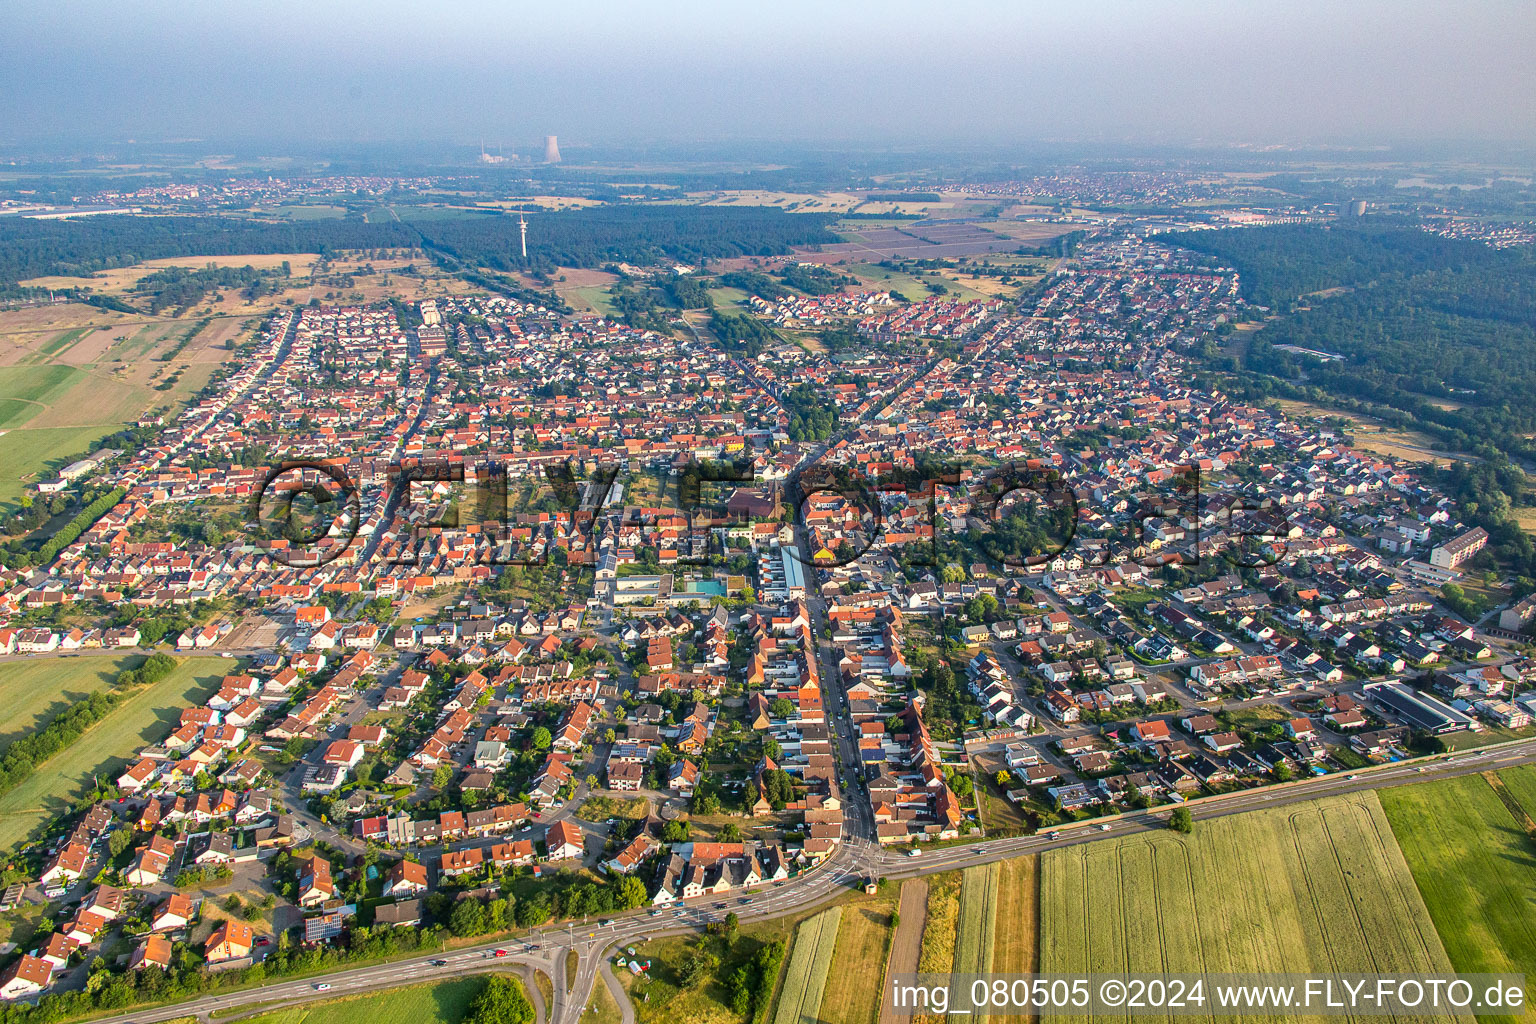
[
  {"left": 82, "top": 735, "right": 1536, "bottom": 1024},
  {"left": 74, "top": 321, "right": 1536, "bottom": 1024}
]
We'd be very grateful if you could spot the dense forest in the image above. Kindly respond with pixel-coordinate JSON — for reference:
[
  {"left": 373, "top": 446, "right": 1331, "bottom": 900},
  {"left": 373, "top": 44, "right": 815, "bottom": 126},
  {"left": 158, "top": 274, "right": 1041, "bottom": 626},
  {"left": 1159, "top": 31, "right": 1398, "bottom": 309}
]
[
  {"left": 1171, "top": 223, "right": 1536, "bottom": 459},
  {"left": 1174, "top": 221, "right": 1536, "bottom": 587},
  {"left": 0, "top": 215, "right": 418, "bottom": 294},
  {"left": 415, "top": 205, "right": 839, "bottom": 273},
  {"left": 777, "top": 262, "right": 857, "bottom": 295},
  {"left": 709, "top": 311, "right": 779, "bottom": 357},
  {"left": 131, "top": 262, "right": 293, "bottom": 313},
  {"left": 1163, "top": 222, "right": 1510, "bottom": 310},
  {"left": 719, "top": 270, "right": 791, "bottom": 301},
  {"left": 0, "top": 205, "right": 840, "bottom": 296}
]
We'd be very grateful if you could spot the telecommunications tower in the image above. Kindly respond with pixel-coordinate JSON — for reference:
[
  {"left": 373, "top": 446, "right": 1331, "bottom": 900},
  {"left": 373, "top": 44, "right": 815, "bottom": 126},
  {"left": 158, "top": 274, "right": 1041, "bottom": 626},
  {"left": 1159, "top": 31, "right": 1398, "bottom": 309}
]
[{"left": 519, "top": 212, "right": 528, "bottom": 259}]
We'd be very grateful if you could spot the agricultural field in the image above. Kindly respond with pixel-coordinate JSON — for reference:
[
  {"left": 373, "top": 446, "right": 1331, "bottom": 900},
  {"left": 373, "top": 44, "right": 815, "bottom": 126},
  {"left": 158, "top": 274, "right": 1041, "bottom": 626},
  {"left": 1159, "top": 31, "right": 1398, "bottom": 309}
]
[
  {"left": 1042, "top": 793, "right": 1459, "bottom": 1024},
  {"left": 1380, "top": 772, "right": 1536, "bottom": 1018},
  {"left": 1494, "top": 764, "right": 1536, "bottom": 827},
  {"left": 841, "top": 262, "right": 988, "bottom": 302},
  {"left": 0, "top": 653, "right": 138, "bottom": 748},
  {"left": 237, "top": 976, "right": 487, "bottom": 1024},
  {"left": 0, "top": 655, "right": 227, "bottom": 851},
  {"left": 955, "top": 864, "right": 1000, "bottom": 1024},
  {"left": 912, "top": 872, "right": 962, "bottom": 1024},
  {"left": 774, "top": 906, "right": 842, "bottom": 1024},
  {"left": 818, "top": 889, "right": 899, "bottom": 1024},
  {"left": 0, "top": 308, "right": 252, "bottom": 506},
  {"left": 954, "top": 863, "right": 999, "bottom": 975},
  {"left": 991, "top": 855, "right": 1038, "bottom": 974},
  {"left": 17, "top": 252, "right": 319, "bottom": 295}
]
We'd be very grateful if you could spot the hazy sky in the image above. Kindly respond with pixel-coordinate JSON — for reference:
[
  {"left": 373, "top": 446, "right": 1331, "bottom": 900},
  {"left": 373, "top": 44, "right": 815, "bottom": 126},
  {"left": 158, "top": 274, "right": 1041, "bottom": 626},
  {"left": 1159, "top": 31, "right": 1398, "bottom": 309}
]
[{"left": 3, "top": 0, "right": 1534, "bottom": 152}]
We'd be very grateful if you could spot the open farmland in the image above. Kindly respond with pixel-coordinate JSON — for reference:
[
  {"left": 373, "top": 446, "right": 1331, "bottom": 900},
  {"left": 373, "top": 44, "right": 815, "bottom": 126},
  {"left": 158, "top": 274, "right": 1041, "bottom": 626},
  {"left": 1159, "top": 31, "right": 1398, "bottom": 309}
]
[
  {"left": 0, "top": 308, "right": 248, "bottom": 506},
  {"left": 955, "top": 863, "right": 1000, "bottom": 1024},
  {"left": 0, "top": 655, "right": 226, "bottom": 851},
  {"left": 819, "top": 890, "right": 899, "bottom": 1024},
  {"left": 1380, "top": 772, "right": 1536, "bottom": 1020},
  {"left": 1493, "top": 764, "right": 1536, "bottom": 829},
  {"left": 992, "top": 855, "right": 1038, "bottom": 974},
  {"left": 912, "top": 872, "right": 962, "bottom": 1024},
  {"left": 955, "top": 863, "right": 999, "bottom": 975},
  {"left": 774, "top": 906, "right": 843, "bottom": 1024},
  {"left": 237, "top": 976, "right": 487, "bottom": 1024},
  {"left": 0, "top": 653, "right": 138, "bottom": 749},
  {"left": 1042, "top": 793, "right": 1461, "bottom": 1024}
]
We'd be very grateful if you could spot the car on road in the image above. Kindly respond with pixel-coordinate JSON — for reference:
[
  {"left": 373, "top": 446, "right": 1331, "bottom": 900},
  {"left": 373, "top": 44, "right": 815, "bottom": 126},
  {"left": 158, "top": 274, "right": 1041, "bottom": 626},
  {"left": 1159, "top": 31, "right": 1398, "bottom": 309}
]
[
  {"left": 1346, "top": 774, "right": 1358, "bottom": 780},
  {"left": 973, "top": 847, "right": 985, "bottom": 854},
  {"left": 256, "top": 937, "right": 271, "bottom": 946},
  {"left": 315, "top": 984, "right": 331, "bottom": 991},
  {"left": 1098, "top": 823, "right": 1112, "bottom": 831},
  {"left": 493, "top": 949, "right": 508, "bottom": 958},
  {"left": 738, "top": 897, "right": 751, "bottom": 904},
  {"left": 430, "top": 959, "right": 448, "bottom": 966},
  {"left": 673, "top": 910, "right": 687, "bottom": 917},
  {"left": 906, "top": 848, "right": 921, "bottom": 857},
  {"left": 1046, "top": 831, "right": 1061, "bottom": 839},
  {"left": 649, "top": 908, "right": 662, "bottom": 916},
  {"left": 220, "top": 652, "right": 234, "bottom": 658}
]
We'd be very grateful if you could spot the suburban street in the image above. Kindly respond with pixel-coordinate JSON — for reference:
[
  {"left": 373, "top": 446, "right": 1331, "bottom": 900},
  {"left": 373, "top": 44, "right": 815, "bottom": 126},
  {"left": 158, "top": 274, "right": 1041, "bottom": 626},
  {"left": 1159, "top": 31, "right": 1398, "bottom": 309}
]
[{"left": 77, "top": 733, "right": 1536, "bottom": 1024}]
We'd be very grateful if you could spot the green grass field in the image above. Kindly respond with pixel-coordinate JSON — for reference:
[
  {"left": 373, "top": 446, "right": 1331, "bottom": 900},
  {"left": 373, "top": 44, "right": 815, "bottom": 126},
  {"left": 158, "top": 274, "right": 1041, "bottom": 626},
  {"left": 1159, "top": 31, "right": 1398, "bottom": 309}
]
[
  {"left": 566, "top": 284, "right": 619, "bottom": 317},
  {"left": 1495, "top": 764, "right": 1536, "bottom": 827},
  {"left": 1042, "top": 793, "right": 1458, "bottom": 1024},
  {"left": 774, "top": 907, "right": 842, "bottom": 1024},
  {"left": 842, "top": 262, "right": 987, "bottom": 302},
  {"left": 954, "top": 862, "right": 998, "bottom": 975},
  {"left": 0, "top": 654, "right": 137, "bottom": 748},
  {"left": 955, "top": 863, "right": 999, "bottom": 1024},
  {"left": 0, "top": 364, "right": 81, "bottom": 428},
  {"left": 238, "top": 976, "right": 487, "bottom": 1024},
  {"left": 1380, "top": 773, "right": 1536, "bottom": 1021},
  {"left": 0, "top": 655, "right": 226, "bottom": 851},
  {"left": 0, "top": 423, "right": 123, "bottom": 506}
]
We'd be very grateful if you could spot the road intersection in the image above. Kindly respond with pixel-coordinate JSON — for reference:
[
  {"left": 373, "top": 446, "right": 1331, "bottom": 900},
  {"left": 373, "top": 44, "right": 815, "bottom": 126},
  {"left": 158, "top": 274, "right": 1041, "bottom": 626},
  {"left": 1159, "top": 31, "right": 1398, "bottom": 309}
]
[{"left": 82, "top": 735, "right": 1536, "bottom": 1024}]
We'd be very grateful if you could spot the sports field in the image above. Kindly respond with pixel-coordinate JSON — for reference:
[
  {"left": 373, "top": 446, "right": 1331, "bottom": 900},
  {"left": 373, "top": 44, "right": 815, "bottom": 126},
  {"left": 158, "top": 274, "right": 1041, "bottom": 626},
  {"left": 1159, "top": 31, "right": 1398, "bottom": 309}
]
[
  {"left": 0, "top": 654, "right": 138, "bottom": 748},
  {"left": 238, "top": 976, "right": 487, "bottom": 1024},
  {"left": 1042, "top": 793, "right": 1458, "bottom": 1022},
  {"left": 0, "top": 655, "right": 226, "bottom": 851},
  {"left": 1379, "top": 772, "right": 1536, "bottom": 1019}
]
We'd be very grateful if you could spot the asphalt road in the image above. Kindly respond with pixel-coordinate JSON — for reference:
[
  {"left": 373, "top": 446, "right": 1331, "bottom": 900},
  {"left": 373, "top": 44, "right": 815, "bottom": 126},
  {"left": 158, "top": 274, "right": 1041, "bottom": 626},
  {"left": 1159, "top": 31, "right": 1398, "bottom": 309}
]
[{"left": 82, "top": 718, "right": 1536, "bottom": 1024}]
